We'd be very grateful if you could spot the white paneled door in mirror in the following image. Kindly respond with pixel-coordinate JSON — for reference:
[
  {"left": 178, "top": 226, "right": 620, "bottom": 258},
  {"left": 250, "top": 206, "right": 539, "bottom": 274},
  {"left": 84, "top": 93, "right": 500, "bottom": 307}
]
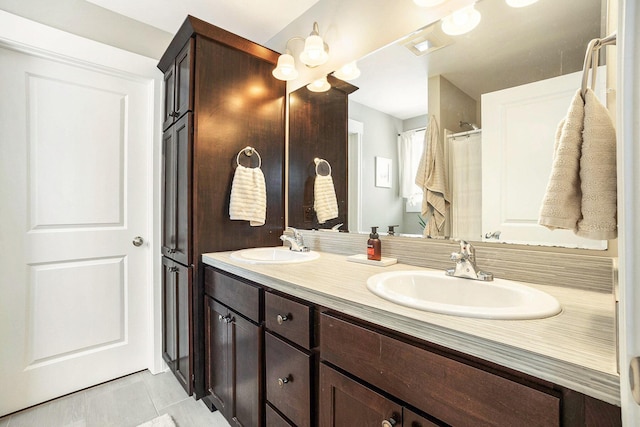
[{"left": 0, "top": 43, "right": 151, "bottom": 416}]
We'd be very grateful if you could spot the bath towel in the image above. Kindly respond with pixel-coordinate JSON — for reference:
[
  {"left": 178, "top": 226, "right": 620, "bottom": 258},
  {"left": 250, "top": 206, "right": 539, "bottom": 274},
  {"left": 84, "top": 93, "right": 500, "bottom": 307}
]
[
  {"left": 539, "top": 89, "right": 584, "bottom": 230},
  {"left": 415, "top": 115, "right": 450, "bottom": 237},
  {"left": 539, "top": 88, "right": 617, "bottom": 239},
  {"left": 576, "top": 88, "right": 617, "bottom": 239},
  {"left": 314, "top": 174, "right": 339, "bottom": 224},
  {"left": 229, "top": 165, "right": 266, "bottom": 226}
]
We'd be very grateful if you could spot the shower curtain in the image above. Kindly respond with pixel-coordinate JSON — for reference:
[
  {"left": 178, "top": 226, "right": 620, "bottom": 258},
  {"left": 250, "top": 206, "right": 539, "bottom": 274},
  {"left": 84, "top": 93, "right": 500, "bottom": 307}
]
[{"left": 447, "top": 129, "right": 482, "bottom": 241}]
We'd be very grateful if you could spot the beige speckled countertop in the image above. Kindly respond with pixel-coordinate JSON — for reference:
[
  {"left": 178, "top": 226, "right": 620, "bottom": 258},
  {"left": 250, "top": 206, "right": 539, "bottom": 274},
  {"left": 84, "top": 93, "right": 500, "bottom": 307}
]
[{"left": 202, "top": 249, "right": 619, "bottom": 405}]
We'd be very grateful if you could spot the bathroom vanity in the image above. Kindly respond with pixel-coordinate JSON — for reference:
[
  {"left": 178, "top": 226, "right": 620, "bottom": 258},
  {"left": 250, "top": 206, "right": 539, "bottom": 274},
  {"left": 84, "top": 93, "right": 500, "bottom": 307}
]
[{"left": 202, "top": 243, "right": 621, "bottom": 426}]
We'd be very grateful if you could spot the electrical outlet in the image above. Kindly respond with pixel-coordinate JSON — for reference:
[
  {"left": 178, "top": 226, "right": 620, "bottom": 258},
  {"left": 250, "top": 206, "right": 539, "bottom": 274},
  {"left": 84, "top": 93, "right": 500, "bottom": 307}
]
[{"left": 303, "top": 206, "right": 314, "bottom": 222}]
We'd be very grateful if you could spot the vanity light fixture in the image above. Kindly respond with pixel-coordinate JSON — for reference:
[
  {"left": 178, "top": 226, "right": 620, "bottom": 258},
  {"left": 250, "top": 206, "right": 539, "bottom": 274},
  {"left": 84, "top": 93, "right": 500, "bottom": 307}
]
[
  {"left": 441, "top": 4, "right": 481, "bottom": 36},
  {"left": 505, "top": 0, "right": 538, "bottom": 7},
  {"left": 306, "top": 76, "right": 331, "bottom": 92},
  {"left": 271, "top": 52, "right": 299, "bottom": 80},
  {"left": 272, "top": 21, "right": 329, "bottom": 81},
  {"left": 332, "top": 61, "right": 361, "bottom": 81},
  {"left": 413, "top": 0, "right": 448, "bottom": 6}
]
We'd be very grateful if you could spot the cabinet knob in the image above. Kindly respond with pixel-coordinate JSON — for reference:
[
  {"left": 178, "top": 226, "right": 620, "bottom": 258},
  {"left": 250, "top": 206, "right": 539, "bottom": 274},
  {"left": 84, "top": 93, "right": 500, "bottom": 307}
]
[
  {"left": 381, "top": 418, "right": 397, "bottom": 427},
  {"left": 277, "top": 375, "right": 290, "bottom": 387},
  {"left": 218, "top": 314, "right": 232, "bottom": 323},
  {"left": 276, "top": 314, "right": 289, "bottom": 325},
  {"left": 168, "top": 266, "right": 178, "bottom": 273},
  {"left": 169, "top": 111, "right": 179, "bottom": 118}
]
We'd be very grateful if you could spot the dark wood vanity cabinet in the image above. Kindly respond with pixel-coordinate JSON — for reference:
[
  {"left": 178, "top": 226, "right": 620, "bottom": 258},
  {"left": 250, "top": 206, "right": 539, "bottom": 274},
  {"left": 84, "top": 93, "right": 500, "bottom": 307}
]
[
  {"left": 158, "top": 15, "right": 285, "bottom": 398},
  {"left": 204, "top": 268, "right": 264, "bottom": 426}
]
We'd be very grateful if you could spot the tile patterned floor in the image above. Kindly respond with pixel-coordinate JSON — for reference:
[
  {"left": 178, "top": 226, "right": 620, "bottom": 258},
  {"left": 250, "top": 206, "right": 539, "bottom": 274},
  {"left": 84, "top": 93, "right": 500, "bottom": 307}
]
[{"left": 0, "top": 370, "right": 231, "bottom": 427}]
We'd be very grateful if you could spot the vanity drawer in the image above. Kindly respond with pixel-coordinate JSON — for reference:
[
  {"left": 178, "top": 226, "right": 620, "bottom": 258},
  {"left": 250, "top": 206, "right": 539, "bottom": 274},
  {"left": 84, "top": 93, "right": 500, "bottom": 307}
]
[
  {"left": 265, "top": 291, "right": 313, "bottom": 349},
  {"left": 320, "top": 312, "right": 560, "bottom": 427},
  {"left": 203, "top": 267, "right": 261, "bottom": 323},
  {"left": 266, "top": 404, "right": 294, "bottom": 427},
  {"left": 265, "top": 332, "right": 312, "bottom": 427}
]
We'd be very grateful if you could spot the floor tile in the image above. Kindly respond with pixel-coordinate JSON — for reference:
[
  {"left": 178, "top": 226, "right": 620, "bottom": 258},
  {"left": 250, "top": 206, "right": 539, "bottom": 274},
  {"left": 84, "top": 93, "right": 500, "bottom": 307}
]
[
  {"left": 85, "top": 379, "right": 158, "bottom": 427},
  {"left": 160, "top": 397, "right": 230, "bottom": 427},
  {"left": 140, "top": 370, "right": 189, "bottom": 412},
  {"left": 8, "top": 390, "right": 86, "bottom": 427}
]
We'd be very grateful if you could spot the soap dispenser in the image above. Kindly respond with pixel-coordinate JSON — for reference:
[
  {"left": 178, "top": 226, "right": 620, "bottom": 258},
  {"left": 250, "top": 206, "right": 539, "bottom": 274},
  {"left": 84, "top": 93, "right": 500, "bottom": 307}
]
[{"left": 367, "top": 226, "right": 381, "bottom": 261}]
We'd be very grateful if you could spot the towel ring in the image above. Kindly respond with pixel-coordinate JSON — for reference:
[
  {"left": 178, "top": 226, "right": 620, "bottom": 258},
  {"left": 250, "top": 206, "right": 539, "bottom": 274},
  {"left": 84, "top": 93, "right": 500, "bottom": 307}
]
[
  {"left": 314, "top": 158, "right": 331, "bottom": 176},
  {"left": 236, "top": 146, "right": 262, "bottom": 168}
]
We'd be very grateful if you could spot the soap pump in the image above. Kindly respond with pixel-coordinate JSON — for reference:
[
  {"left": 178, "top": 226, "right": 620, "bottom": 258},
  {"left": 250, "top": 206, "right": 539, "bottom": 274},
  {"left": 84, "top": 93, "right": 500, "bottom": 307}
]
[{"left": 367, "top": 226, "right": 381, "bottom": 261}]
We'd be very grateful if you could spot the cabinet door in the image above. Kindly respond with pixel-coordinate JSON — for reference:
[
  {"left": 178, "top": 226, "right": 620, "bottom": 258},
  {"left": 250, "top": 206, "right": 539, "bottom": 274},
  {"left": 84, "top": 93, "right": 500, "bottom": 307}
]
[
  {"left": 162, "top": 258, "right": 192, "bottom": 395},
  {"left": 162, "top": 40, "right": 192, "bottom": 131},
  {"left": 161, "top": 129, "right": 177, "bottom": 258},
  {"left": 174, "top": 41, "right": 192, "bottom": 120},
  {"left": 319, "top": 363, "right": 401, "bottom": 427},
  {"left": 205, "top": 297, "right": 231, "bottom": 416},
  {"left": 162, "top": 258, "right": 177, "bottom": 371},
  {"left": 162, "top": 66, "right": 175, "bottom": 130},
  {"left": 173, "top": 113, "right": 191, "bottom": 265},
  {"left": 230, "top": 311, "right": 263, "bottom": 427},
  {"left": 161, "top": 113, "right": 192, "bottom": 265}
]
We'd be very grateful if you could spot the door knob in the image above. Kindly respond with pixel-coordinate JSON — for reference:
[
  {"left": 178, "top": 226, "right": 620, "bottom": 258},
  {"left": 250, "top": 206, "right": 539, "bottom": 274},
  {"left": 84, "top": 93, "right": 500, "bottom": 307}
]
[{"left": 132, "top": 236, "right": 144, "bottom": 247}]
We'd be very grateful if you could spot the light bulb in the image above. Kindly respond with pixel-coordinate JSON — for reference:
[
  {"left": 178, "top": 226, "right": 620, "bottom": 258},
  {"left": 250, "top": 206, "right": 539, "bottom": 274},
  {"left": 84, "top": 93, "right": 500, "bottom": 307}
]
[
  {"left": 333, "top": 61, "right": 361, "bottom": 81},
  {"left": 306, "top": 77, "right": 331, "bottom": 92},
  {"left": 441, "top": 4, "right": 481, "bottom": 36}
]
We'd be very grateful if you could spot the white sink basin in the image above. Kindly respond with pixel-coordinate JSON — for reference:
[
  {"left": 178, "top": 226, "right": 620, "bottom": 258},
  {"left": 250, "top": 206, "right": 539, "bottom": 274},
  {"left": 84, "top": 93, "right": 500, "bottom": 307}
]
[
  {"left": 366, "top": 270, "right": 561, "bottom": 320},
  {"left": 230, "top": 246, "right": 320, "bottom": 264}
]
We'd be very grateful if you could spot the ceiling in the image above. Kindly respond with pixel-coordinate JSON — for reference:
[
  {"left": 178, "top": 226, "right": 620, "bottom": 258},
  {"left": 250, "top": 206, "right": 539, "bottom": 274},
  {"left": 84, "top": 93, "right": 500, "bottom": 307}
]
[
  {"left": 348, "top": 0, "right": 604, "bottom": 120},
  {"left": 85, "top": 0, "right": 321, "bottom": 44}
]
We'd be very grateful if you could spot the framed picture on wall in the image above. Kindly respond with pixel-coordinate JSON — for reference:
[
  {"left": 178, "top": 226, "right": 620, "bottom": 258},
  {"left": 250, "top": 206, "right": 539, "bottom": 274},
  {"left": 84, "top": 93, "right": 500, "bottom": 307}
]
[{"left": 375, "top": 156, "right": 392, "bottom": 188}]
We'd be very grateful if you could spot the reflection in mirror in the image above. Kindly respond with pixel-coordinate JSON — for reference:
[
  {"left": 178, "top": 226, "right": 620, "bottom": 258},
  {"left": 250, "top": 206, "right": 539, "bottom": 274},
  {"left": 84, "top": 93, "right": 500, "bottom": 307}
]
[{"left": 341, "top": 0, "right": 610, "bottom": 249}]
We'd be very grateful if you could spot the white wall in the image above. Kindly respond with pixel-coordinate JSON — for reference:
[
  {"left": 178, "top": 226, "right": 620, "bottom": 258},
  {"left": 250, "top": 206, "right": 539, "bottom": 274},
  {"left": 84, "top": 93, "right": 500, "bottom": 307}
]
[{"left": 348, "top": 100, "right": 404, "bottom": 234}]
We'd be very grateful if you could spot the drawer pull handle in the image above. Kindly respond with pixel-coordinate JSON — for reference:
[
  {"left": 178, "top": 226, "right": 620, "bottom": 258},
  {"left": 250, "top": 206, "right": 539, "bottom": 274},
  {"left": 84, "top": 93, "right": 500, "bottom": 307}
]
[
  {"left": 381, "top": 418, "right": 397, "bottom": 427},
  {"left": 277, "top": 375, "right": 291, "bottom": 387},
  {"left": 218, "top": 314, "right": 233, "bottom": 323},
  {"left": 277, "top": 314, "right": 289, "bottom": 324}
]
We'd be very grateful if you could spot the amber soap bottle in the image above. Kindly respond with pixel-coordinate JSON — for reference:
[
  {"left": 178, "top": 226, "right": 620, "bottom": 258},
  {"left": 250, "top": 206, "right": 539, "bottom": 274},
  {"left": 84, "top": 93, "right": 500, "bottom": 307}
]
[{"left": 367, "top": 226, "right": 381, "bottom": 261}]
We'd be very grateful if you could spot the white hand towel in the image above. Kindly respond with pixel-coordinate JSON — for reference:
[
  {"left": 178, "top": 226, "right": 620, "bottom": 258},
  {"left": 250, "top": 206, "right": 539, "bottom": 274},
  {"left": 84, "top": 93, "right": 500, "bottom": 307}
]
[
  {"left": 576, "top": 88, "right": 617, "bottom": 239},
  {"left": 314, "top": 174, "right": 338, "bottom": 224},
  {"left": 415, "top": 115, "right": 450, "bottom": 238},
  {"left": 229, "top": 165, "right": 266, "bottom": 226},
  {"left": 539, "top": 89, "right": 584, "bottom": 230}
]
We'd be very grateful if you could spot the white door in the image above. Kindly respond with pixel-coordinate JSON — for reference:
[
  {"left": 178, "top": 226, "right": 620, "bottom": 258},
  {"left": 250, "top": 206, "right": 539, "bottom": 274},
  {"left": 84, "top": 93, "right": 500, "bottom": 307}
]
[
  {"left": 481, "top": 68, "right": 607, "bottom": 249},
  {"left": 0, "top": 43, "right": 151, "bottom": 416}
]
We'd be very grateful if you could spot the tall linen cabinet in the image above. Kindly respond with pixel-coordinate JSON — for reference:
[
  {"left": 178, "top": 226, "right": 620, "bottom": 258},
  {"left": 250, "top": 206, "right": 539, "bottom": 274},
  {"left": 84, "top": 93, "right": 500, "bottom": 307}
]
[{"left": 158, "top": 15, "right": 285, "bottom": 398}]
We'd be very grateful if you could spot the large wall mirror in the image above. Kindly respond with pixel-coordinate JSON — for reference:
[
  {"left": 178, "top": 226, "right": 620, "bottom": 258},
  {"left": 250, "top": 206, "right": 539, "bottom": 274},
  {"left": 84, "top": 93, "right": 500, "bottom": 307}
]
[{"left": 289, "top": 0, "right": 612, "bottom": 250}]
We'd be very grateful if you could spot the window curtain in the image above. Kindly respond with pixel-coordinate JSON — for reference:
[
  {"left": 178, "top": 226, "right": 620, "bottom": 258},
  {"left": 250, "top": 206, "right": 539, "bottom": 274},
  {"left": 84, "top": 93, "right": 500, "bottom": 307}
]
[{"left": 397, "top": 129, "right": 425, "bottom": 208}]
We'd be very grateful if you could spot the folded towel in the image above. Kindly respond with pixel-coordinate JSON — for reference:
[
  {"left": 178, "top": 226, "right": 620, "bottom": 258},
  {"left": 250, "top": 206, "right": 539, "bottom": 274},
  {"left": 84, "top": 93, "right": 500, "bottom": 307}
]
[
  {"left": 539, "top": 89, "right": 584, "bottom": 230},
  {"left": 229, "top": 165, "right": 266, "bottom": 226},
  {"left": 576, "top": 88, "right": 617, "bottom": 239},
  {"left": 314, "top": 174, "right": 338, "bottom": 224},
  {"left": 539, "top": 88, "right": 617, "bottom": 239},
  {"left": 415, "top": 115, "right": 450, "bottom": 237}
]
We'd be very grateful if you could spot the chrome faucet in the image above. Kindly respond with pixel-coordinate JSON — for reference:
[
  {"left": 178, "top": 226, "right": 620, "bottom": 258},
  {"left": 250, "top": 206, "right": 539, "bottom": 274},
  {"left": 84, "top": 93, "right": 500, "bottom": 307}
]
[
  {"left": 446, "top": 240, "right": 493, "bottom": 281},
  {"left": 280, "top": 227, "right": 310, "bottom": 252}
]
